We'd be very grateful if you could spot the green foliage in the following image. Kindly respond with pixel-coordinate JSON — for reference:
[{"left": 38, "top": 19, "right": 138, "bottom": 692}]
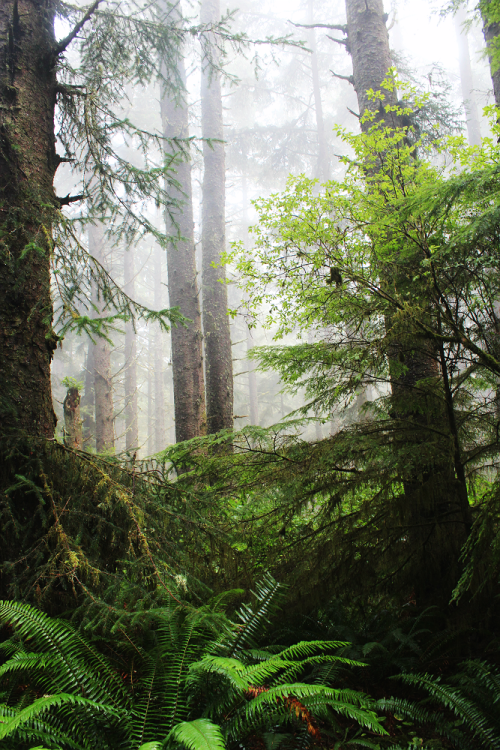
[
  {"left": 379, "top": 660, "right": 500, "bottom": 749},
  {"left": 0, "top": 435, "right": 218, "bottom": 617},
  {"left": 0, "top": 577, "right": 388, "bottom": 750}
]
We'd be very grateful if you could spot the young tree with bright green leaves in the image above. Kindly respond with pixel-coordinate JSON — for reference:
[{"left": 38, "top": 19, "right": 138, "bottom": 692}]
[{"left": 223, "top": 92, "right": 500, "bottom": 604}]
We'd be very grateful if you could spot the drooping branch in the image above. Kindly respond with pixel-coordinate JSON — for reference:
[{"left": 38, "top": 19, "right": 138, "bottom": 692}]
[{"left": 54, "top": 0, "right": 101, "bottom": 55}]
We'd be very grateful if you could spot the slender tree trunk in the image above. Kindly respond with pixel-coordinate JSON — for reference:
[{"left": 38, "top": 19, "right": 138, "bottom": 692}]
[
  {"left": 0, "top": 0, "right": 59, "bottom": 437},
  {"left": 201, "top": 0, "right": 234, "bottom": 435},
  {"left": 81, "top": 340, "right": 95, "bottom": 449},
  {"left": 89, "top": 223, "right": 114, "bottom": 453},
  {"left": 160, "top": 48, "right": 206, "bottom": 443},
  {"left": 154, "top": 247, "right": 166, "bottom": 451},
  {"left": 147, "top": 329, "right": 154, "bottom": 455},
  {"left": 481, "top": 0, "right": 500, "bottom": 107},
  {"left": 63, "top": 387, "right": 82, "bottom": 449},
  {"left": 455, "top": 7, "right": 482, "bottom": 146},
  {"left": 123, "top": 247, "right": 138, "bottom": 453},
  {"left": 246, "top": 324, "right": 259, "bottom": 426},
  {"left": 308, "top": 0, "right": 330, "bottom": 181}
]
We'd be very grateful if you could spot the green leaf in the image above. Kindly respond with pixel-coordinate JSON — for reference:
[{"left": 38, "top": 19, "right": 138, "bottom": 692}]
[{"left": 167, "top": 719, "right": 226, "bottom": 750}]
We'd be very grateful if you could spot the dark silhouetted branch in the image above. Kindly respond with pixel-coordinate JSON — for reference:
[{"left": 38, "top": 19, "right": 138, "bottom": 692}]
[
  {"left": 54, "top": 0, "right": 101, "bottom": 55},
  {"left": 57, "top": 193, "right": 85, "bottom": 207}
]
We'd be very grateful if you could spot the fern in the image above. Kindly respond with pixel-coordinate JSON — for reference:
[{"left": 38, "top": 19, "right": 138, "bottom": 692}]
[
  {"left": 167, "top": 719, "right": 226, "bottom": 750},
  {"left": 379, "top": 660, "right": 500, "bottom": 750}
]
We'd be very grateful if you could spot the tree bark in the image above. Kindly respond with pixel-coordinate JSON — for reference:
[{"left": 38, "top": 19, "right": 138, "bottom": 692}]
[
  {"left": 160, "top": 50, "right": 206, "bottom": 443},
  {"left": 63, "top": 387, "right": 82, "bottom": 449},
  {"left": 481, "top": 0, "right": 500, "bottom": 107},
  {"left": 0, "top": 0, "right": 59, "bottom": 437},
  {"left": 455, "top": 6, "right": 482, "bottom": 146},
  {"left": 89, "top": 223, "right": 114, "bottom": 453},
  {"left": 81, "top": 340, "right": 95, "bottom": 448},
  {"left": 123, "top": 246, "right": 138, "bottom": 453},
  {"left": 308, "top": 0, "right": 330, "bottom": 181},
  {"left": 201, "top": 0, "right": 234, "bottom": 435},
  {"left": 345, "top": 0, "right": 396, "bottom": 124},
  {"left": 147, "top": 328, "right": 154, "bottom": 455},
  {"left": 154, "top": 247, "right": 166, "bottom": 450},
  {"left": 344, "top": 0, "right": 470, "bottom": 601}
]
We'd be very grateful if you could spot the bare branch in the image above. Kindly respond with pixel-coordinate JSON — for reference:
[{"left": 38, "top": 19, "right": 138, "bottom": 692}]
[
  {"left": 347, "top": 106, "right": 360, "bottom": 118},
  {"left": 327, "top": 35, "right": 348, "bottom": 47},
  {"left": 54, "top": 0, "right": 101, "bottom": 55},
  {"left": 331, "top": 69, "right": 354, "bottom": 85},
  {"left": 55, "top": 83, "right": 88, "bottom": 97},
  {"left": 57, "top": 194, "right": 85, "bottom": 207},
  {"left": 289, "top": 21, "right": 348, "bottom": 34}
]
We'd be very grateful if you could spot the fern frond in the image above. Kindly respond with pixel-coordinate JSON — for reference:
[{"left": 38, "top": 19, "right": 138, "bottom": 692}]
[
  {"left": 167, "top": 719, "right": 225, "bottom": 750},
  {"left": 0, "top": 693, "right": 120, "bottom": 741}
]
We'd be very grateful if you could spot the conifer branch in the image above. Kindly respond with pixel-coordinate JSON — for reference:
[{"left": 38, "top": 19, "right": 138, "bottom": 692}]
[{"left": 54, "top": 0, "right": 101, "bottom": 55}]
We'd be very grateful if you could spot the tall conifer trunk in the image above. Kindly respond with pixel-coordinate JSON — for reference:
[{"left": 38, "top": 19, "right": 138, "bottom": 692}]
[
  {"left": 454, "top": 6, "right": 482, "bottom": 146},
  {"left": 201, "top": 0, "right": 233, "bottom": 434},
  {"left": 308, "top": 0, "right": 330, "bottom": 181},
  {"left": 343, "top": 0, "right": 470, "bottom": 600},
  {"left": 124, "top": 247, "right": 138, "bottom": 452},
  {"left": 160, "top": 50, "right": 206, "bottom": 442},
  {"left": 481, "top": 0, "right": 500, "bottom": 107},
  {"left": 0, "top": 0, "right": 59, "bottom": 437},
  {"left": 89, "top": 223, "right": 114, "bottom": 453},
  {"left": 154, "top": 246, "right": 165, "bottom": 450}
]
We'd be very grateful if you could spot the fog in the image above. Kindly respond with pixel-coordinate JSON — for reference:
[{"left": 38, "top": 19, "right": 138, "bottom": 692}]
[{"left": 51, "top": 0, "right": 493, "bottom": 456}]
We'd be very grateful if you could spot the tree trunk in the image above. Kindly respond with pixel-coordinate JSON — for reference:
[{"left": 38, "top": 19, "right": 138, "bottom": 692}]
[
  {"left": 344, "top": 0, "right": 470, "bottom": 601},
  {"left": 481, "top": 0, "right": 500, "bottom": 107},
  {"left": 89, "top": 223, "right": 114, "bottom": 453},
  {"left": 160, "top": 52, "right": 206, "bottom": 443},
  {"left": 308, "top": 0, "right": 330, "bottom": 181},
  {"left": 345, "top": 0, "right": 396, "bottom": 124},
  {"left": 63, "top": 387, "right": 82, "bottom": 449},
  {"left": 147, "top": 329, "right": 154, "bottom": 455},
  {"left": 81, "top": 340, "right": 95, "bottom": 449},
  {"left": 154, "top": 247, "right": 165, "bottom": 451},
  {"left": 0, "top": 0, "right": 59, "bottom": 437},
  {"left": 246, "top": 324, "right": 259, "bottom": 426},
  {"left": 123, "top": 246, "right": 138, "bottom": 453},
  {"left": 455, "top": 7, "right": 482, "bottom": 146},
  {"left": 201, "top": 0, "right": 234, "bottom": 435}
]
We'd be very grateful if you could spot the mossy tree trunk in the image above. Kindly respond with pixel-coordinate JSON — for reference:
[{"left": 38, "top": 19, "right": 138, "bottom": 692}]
[
  {"left": 200, "top": 0, "right": 234, "bottom": 435},
  {"left": 63, "top": 386, "right": 82, "bottom": 449},
  {"left": 161, "top": 52, "right": 206, "bottom": 443},
  {"left": 0, "top": 0, "right": 60, "bottom": 437},
  {"left": 481, "top": 0, "right": 500, "bottom": 107}
]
